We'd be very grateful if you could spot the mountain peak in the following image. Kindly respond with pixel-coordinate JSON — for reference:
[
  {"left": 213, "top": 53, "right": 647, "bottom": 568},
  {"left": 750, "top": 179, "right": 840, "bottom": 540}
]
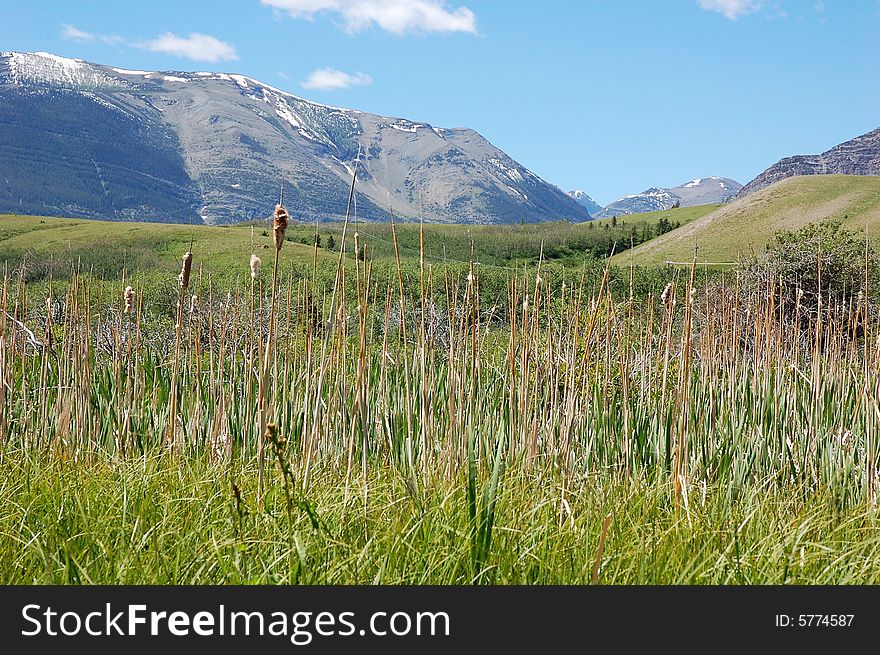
[
  {"left": 0, "top": 50, "right": 591, "bottom": 225},
  {"left": 593, "top": 176, "right": 742, "bottom": 218},
  {"left": 566, "top": 190, "right": 602, "bottom": 216}
]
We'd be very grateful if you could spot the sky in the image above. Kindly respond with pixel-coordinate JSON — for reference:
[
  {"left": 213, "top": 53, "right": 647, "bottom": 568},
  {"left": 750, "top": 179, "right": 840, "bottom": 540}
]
[{"left": 1, "top": 0, "right": 878, "bottom": 205}]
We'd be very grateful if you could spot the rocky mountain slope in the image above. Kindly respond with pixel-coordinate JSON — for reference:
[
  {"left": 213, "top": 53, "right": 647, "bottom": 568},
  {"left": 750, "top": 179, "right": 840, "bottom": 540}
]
[
  {"left": 594, "top": 176, "right": 741, "bottom": 218},
  {"left": 566, "top": 190, "right": 602, "bottom": 216},
  {"left": 737, "top": 127, "right": 880, "bottom": 197},
  {"left": 0, "top": 51, "right": 590, "bottom": 225}
]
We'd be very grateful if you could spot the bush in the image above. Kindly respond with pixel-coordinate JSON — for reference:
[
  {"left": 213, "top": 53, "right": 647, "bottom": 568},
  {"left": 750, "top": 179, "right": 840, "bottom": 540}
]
[{"left": 744, "top": 220, "right": 878, "bottom": 311}]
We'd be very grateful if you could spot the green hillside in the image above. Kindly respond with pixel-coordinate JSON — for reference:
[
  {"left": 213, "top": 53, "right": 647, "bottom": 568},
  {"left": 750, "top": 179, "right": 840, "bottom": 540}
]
[
  {"left": 0, "top": 213, "right": 641, "bottom": 284},
  {"left": 615, "top": 175, "right": 880, "bottom": 266},
  {"left": 591, "top": 203, "right": 720, "bottom": 227}
]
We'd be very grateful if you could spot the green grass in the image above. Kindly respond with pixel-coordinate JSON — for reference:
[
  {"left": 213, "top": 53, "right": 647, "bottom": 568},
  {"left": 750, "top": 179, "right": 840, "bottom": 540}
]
[
  {"left": 0, "top": 212, "right": 674, "bottom": 286},
  {"left": 590, "top": 203, "right": 720, "bottom": 227},
  {"left": 617, "top": 175, "right": 880, "bottom": 266},
  {"left": 4, "top": 450, "right": 880, "bottom": 584},
  {"left": 4, "top": 200, "right": 880, "bottom": 585}
]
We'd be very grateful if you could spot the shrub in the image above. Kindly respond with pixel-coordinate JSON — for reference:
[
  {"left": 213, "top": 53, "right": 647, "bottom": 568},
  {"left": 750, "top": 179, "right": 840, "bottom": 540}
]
[{"left": 744, "top": 219, "right": 878, "bottom": 311}]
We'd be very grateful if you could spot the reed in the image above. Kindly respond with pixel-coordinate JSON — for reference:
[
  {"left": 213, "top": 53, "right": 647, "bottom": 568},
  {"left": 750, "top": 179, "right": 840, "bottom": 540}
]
[{"left": 3, "top": 222, "right": 880, "bottom": 584}]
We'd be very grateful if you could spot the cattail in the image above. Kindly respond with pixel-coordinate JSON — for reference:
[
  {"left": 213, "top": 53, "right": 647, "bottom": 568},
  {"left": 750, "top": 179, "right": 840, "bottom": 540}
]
[
  {"left": 250, "top": 254, "right": 261, "bottom": 279},
  {"left": 688, "top": 286, "right": 696, "bottom": 305},
  {"left": 124, "top": 286, "right": 135, "bottom": 314},
  {"left": 190, "top": 294, "right": 199, "bottom": 314},
  {"left": 273, "top": 204, "right": 289, "bottom": 252},
  {"left": 660, "top": 282, "right": 673, "bottom": 307},
  {"left": 178, "top": 251, "right": 193, "bottom": 290}
]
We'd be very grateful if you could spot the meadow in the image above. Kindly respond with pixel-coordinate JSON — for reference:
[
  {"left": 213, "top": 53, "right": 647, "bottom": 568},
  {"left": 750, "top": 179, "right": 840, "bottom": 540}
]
[{"left": 3, "top": 206, "right": 880, "bottom": 584}]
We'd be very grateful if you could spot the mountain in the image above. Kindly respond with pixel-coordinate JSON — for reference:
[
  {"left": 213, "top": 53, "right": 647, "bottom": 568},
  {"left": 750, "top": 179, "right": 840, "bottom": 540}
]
[
  {"left": 737, "top": 128, "right": 880, "bottom": 197},
  {"left": 594, "top": 176, "right": 742, "bottom": 218},
  {"left": 566, "top": 190, "right": 602, "bottom": 216},
  {"left": 616, "top": 175, "right": 880, "bottom": 266},
  {"left": 0, "top": 51, "right": 590, "bottom": 225}
]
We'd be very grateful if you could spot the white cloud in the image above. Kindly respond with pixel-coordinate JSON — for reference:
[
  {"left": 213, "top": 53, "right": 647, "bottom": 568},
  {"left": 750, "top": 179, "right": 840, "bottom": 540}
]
[
  {"left": 101, "top": 34, "right": 126, "bottom": 46},
  {"left": 262, "top": 0, "right": 477, "bottom": 34},
  {"left": 61, "top": 24, "right": 95, "bottom": 42},
  {"left": 301, "top": 67, "right": 373, "bottom": 90},
  {"left": 696, "top": 0, "right": 762, "bottom": 20},
  {"left": 137, "top": 32, "right": 238, "bottom": 62}
]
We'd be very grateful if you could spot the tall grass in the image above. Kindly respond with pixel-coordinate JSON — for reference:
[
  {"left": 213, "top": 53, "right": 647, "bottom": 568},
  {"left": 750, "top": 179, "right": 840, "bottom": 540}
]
[{"left": 2, "top": 237, "right": 880, "bottom": 583}]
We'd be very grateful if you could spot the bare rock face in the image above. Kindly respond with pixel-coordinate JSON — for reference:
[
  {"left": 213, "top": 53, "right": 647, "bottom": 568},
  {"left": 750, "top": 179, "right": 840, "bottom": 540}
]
[
  {"left": 0, "top": 51, "right": 590, "bottom": 225},
  {"left": 738, "top": 128, "right": 880, "bottom": 197}
]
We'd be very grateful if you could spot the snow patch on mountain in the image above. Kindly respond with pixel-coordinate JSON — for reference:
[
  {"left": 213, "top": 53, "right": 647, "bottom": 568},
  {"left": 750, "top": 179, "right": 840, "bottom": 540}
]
[
  {"left": 5, "top": 51, "right": 131, "bottom": 90},
  {"left": 594, "top": 177, "right": 742, "bottom": 218}
]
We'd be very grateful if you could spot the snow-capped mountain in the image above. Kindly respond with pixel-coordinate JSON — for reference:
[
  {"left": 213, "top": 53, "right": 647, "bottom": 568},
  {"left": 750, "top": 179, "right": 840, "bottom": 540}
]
[
  {"left": 566, "top": 190, "right": 602, "bottom": 217},
  {"left": 594, "top": 176, "right": 742, "bottom": 218},
  {"left": 0, "top": 51, "right": 590, "bottom": 224}
]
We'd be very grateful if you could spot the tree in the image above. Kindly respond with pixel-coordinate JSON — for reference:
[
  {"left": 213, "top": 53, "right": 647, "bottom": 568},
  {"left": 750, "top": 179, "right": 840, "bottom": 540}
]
[
  {"left": 326, "top": 234, "right": 336, "bottom": 250},
  {"left": 314, "top": 233, "right": 322, "bottom": 248}
]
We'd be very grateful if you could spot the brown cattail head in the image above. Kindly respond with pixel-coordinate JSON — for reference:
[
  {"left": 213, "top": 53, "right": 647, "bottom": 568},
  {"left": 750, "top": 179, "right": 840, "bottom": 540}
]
[
  {"left": 124, "top": 286, "right": 135, "bottom": 314},
  {"left": 178, "top": 251, "right": 193, "bottom": 290},
  {"left": 273, "top": 204, "right": 289, "bottom": 252},
  {"left": 250, "top": 254, "right": 261, "bottom": 280},
  {"left": 660, "top": 282, "right": 674, "bottom": 308}
]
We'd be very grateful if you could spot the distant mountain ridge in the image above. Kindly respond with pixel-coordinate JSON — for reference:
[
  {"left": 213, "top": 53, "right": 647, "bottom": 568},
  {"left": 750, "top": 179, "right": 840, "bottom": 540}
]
[
  {"left": 737, "top": 127, "right": 880, "bottom": 197},
  {"left": 0, "top": 51, "right": 591, "bottom": 225},
  {"left": 566, "top": 190, "right": 602, "bottom": 216},
  {"left": 594, "top": 176, "right": 742, "bottom": 218}
]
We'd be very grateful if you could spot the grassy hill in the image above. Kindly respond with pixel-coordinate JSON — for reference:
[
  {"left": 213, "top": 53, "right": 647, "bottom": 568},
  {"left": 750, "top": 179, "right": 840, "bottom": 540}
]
[
  {"left": 590, "top": 203, "right": 720, "bottom": 227},
  {"left": 615, "top": 175, "right": 880, "bottom": 266},
  {"left": 0, "top": 213, "right": 644, "bottom": 286}
]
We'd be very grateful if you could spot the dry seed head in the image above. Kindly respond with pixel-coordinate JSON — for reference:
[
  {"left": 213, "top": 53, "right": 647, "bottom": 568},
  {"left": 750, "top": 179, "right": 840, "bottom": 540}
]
[
  {"left": 190, "top": 294, "right": 199, "bottom": 314},
  {"left": 124, "top": 286, "right": 135, "bottom": 314},
  {"left": 273, "top": 204, "right": 289, "bottom": 252},
  {"left": 178, "top": 251, "right": 193, "bottom": 290},
  {"left": 689, "top": 286, "right": 696, "bottom": 305},
  {"left": 660, "top": 282, "right": 673, "bottom": 307},
  {"left": 250, "top": 254, "right": 262, "bottom": 280}
]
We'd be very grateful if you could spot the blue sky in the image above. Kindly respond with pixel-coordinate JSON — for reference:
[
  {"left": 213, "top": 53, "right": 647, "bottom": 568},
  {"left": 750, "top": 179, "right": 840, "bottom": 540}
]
[{"left": 2, "top": 0, "right": 878, "bottom": 205}]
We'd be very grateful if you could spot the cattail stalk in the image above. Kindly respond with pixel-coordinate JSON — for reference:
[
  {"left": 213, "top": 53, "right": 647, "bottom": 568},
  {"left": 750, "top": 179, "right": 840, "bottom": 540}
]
[
  {"left": 258, "top": 203, "right": 289, "bottom": 500},
  {"left": 167, "top": 250, "right": 192, "bottom": 450}
]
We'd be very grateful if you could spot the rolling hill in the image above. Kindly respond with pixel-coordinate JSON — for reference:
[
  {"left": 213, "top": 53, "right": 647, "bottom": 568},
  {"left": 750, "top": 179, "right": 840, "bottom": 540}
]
[{"left": 615, "top": 175, "right": 880, "bottom": 266}]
